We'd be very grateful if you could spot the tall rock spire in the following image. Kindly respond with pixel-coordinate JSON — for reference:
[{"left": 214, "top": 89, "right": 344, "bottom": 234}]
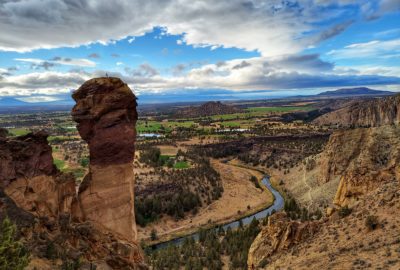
[{"left": 72, "top": 77, "right": 138, "bottom": 242}]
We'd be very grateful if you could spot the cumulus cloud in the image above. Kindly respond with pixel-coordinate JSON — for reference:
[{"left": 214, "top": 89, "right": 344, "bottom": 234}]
[
  {"left": 0, "top": 0, "right": 397, "bottom": 56},
  {"left": 0, "top": 71, "right": 89, "bottom": 96},
  {"left": 2, "top": 55, "right": 398, "bottom": 99}
]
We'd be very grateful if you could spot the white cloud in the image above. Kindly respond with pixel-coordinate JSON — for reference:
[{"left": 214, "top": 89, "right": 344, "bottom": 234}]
[
  {"left": 1, "top": 54, "right": 399, "bottom": 98},
  {"left": 0, "top": 71, "right": 89, "bottom": 96},
  {"left": 1, "top": 0, "right": 396, "bottom": 56},
  {"left": 327, "top": 38, "right": 400, "bottom": 59},
  {"left": 17, "top": 95, "right": 62, "bottom": 103}
]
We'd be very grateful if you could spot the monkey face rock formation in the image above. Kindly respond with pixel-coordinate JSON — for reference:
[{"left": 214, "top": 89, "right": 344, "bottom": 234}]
[{"left": 72, "top": 77, "right": 138, "bottom": 242}]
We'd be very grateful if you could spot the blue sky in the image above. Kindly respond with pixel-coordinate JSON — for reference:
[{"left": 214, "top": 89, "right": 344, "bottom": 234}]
[{"left": 0, "top": 0, "right": 399, "bottom": 104}]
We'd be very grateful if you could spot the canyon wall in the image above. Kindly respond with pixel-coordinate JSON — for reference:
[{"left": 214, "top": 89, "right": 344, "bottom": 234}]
[
  {"left": 248, "top": 94, "right": 400, "bottom": 269},
  {"left": 313, "top": 94, "right": 400, "bottom": 127}
]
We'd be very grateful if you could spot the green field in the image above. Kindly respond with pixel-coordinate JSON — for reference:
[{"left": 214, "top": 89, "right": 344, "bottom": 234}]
[
  {"left": 219, "top": 121, "right": 241, "bottom": 128},
  {"left": 53, "top": 159, "right": 65, "bottom": 170},
  {"left": 137, "top": 120, "right": 196, "bottom": 133},
  {"left": 246, "top": 106, "right": 313, "bottom": 112},
  {"left": 9, "top": 128, "right": 30, "bottom": 136},
  {"left": 174, "top": 161, "right": 190, "bottom": 169}
]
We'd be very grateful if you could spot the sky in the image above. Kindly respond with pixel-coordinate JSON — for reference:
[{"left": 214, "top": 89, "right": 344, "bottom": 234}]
[{"left": 0, "top": 0, "right": 399, "bottom": 104}]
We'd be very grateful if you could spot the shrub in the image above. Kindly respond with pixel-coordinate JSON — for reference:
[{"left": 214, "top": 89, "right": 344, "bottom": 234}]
[
  {"left": 0, "top": 217, "right": 30, "bottom": 269},
  {"left": 365, "top": 215, "right": 379, "bottom": 230},
  {"left": 338, "top": 206, "right": 352, "bottom": 218}
]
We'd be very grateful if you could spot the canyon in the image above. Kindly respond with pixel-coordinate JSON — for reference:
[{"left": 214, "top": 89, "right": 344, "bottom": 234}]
[{"left": 248, "top": 94, "right": 400, "bottom": 269}]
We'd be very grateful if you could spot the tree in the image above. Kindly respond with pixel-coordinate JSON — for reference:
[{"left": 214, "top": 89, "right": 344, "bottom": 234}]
[
  {"left": 0, "top": 217, "right": 30, "bottom": 270},
  {"left": 151, "top": 229, "right": 158, "bottom": 241}
]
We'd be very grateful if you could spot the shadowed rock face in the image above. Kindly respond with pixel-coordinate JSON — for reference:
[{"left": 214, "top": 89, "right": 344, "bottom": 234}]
[
  {"left": 0, "top": 131, "right": 75, "bottom": 221},
  {"left": 72, "top": 77, "right": 138, "bottom": 242},
  {"left": 0, "top": 131, "right": 56, "bottom": 186}
]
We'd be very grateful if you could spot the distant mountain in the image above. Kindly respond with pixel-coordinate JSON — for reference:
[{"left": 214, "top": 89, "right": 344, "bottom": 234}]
[
  {"left": 316, "top": 87, "right": 393, "bottom": 97},
  {"left": 175, "top": 101, "right": 242, "bottom": 117},
  {"left": 0, "top": 97, "right": 29, "bottom": 106}
]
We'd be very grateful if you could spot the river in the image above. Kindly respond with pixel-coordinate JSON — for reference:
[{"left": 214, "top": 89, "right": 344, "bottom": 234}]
[{"left": 151, "top": 175, "right": 284, "bottom": 250}]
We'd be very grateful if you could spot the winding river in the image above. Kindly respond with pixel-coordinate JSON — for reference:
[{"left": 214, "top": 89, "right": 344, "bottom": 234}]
[{"left": 151, "top": 175, "right": 284, "bottom": 250}]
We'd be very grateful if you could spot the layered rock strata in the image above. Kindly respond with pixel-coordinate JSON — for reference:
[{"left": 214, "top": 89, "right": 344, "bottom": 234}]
[{"left": 313, "top": 94, "right": 400, "bottom": 127}]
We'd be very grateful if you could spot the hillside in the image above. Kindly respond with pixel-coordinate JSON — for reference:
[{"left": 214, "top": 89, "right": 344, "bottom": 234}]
[
  {"left": 175, "top": 101, "right": 242, "bottom": 117},
  {"left": 313, "top": 94, "right": 400, "bottom": 127}
]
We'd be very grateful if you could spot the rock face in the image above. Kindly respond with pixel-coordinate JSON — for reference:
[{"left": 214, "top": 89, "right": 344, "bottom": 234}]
[
  {"left": 313, "top": 94, "right": 400, "bottom": 127},
  {"left": 248, "top": 212, "right": 320, "bottom": 269},
  {"left": 0, "top": 131, "right": 76, "bottom": 220},
  {"left": 71, "top": 77, "right": 138, "bottom": 242},
  {"left": 318, "top": 126, "right": 400, "bottom": 206}
]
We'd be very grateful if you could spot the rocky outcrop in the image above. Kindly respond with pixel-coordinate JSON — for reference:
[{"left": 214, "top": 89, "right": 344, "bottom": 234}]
[
  {"left": 317, "top": 126, "right": 400, "bottom": 206},
  {"left": 71, "top": 77, "right": 138, "bottom": 242},
  {"left": 0, "top": 131, "right": 76, "bottom": 220},
  {"left": 313, "top": 94, "right": 400, "bottom": 127},
  {"left": 248, "top": 212, "right": 320, "bottom": 269},
  {"left": 0, "top": 77, "right": 146, "bottom": 269}
]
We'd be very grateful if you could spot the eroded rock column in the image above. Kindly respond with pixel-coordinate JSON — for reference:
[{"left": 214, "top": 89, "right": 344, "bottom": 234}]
[{"left": 72, "top": 77, "right": 138, "bottom": 242}]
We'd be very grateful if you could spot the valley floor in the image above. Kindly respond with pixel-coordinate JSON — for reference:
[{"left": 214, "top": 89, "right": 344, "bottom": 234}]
[{"left": 138, "top": 159, "right": 273, "bottom": 243}]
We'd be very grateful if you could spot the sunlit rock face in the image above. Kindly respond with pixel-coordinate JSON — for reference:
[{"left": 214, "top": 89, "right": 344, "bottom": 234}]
[
  {"left": 313, "top": 94, "right": 400, "bottom": 127},
  {"left": 248, "top": 212, "right": 320, "bottom": 269},
  {"left": 71, "top": 77, "right": 138, "bottom": 242}
]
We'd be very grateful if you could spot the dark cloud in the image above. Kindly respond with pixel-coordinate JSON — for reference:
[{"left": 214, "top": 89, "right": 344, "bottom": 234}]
[
  {"left": 316, "top": 20, "right": 354, "bottom": 43},
  {"left": 171, "top": 63, "right": 186, "bottom": 76},
  {"left": 128, "top": 63, "right": 159, "bottom": 77},
  {"left": 88, "top": 53, "right": 100, "bottom": 58},
  {"left": 270, "top": 54, "right": 334, "bottom": 72},
  {"left": 233, "top": 61, "right": 251, "bottom": 70},
  {"left": 31, "top": 61, "right": 56, "bottom": 70}
]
